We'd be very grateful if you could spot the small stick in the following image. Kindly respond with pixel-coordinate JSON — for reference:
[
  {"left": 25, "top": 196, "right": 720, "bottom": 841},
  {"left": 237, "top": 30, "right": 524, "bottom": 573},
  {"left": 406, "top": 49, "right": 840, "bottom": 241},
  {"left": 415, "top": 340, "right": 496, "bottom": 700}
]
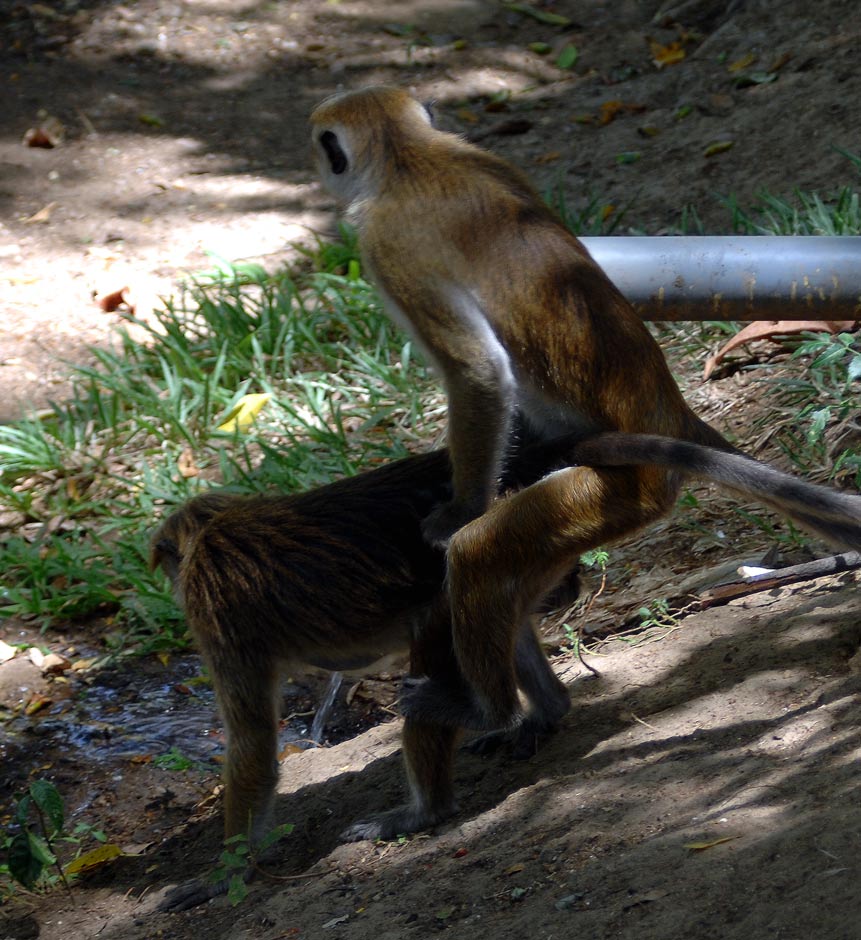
[{"left": 698, "top": 551, "right": 861, "bottom": 608}]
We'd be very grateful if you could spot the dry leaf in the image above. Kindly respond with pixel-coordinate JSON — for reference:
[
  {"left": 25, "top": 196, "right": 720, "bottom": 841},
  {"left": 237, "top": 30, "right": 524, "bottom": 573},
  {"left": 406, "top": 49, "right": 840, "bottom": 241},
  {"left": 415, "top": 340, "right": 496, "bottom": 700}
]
[
  {"left": 97, "top": 286, "right": 132, "bottom": 313},
  {"left": 727, "top": 52, "right": 757, "bottom": 73},
  {"left": 768, "top": 51, "right": 793, "bottom": 72},
  {"left": 121, "top": 842, "right": 152, "bottom": 857},
  {"left": 598, "top": 100, "right": 646, "bottom": 125},
  {"left": 24, "top": 202, "right": 58, "bottom": 224},
  {"left": 71, "top": 657, "right": 99, "bottom": 672},
  {"left": 38, "top": 653, "right": 71, "bottom": 676},
  {"left": 622, "top": 889, "right": 669, "bottom": 909},
  {"left": 177, "top": 447, "right": 200, "bottom": 478},
  {"left": 0, "top": 639, "right": 17, "bottom": 663},
  {"left": 24, "top": 694, "right": 53, "bottom": 716},
  {"left": 504, "top": 862, "right": 525, "bottom": 875},
  {"left": 279, "top": 742, "right": 306, "bottom": 759},
  {"left": 23, "top": 114, "right": 64, "bottom": 148},
  {"left": 704, "top": 320, "right": 858, "bottom": 379},
  {"left": 650, "top": 39, "right": 686, "bottom": 68},
  {"left": 23, "top": 128, "right": 55, "bottom": 148}
]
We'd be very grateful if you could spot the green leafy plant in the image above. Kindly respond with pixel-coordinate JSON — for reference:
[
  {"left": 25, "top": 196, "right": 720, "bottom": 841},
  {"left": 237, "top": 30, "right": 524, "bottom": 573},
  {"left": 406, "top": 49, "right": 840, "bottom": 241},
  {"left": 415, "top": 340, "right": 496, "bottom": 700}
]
[
  {"left": 152, "top": 746, "right": 213, "bottom": 773},
  {"left": 636, "top": 598, "right": 676, "bottom": 630},
  {"left": 5, "top": 780, "right": 68, "bottom": 892},
  {"left": 211, "top": 823, "right": 294, "bottom": 906}
]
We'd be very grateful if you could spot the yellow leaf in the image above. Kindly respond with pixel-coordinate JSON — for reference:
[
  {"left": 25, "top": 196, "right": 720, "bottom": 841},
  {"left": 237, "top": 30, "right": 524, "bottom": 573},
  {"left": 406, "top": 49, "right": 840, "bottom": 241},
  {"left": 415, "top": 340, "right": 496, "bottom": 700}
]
[
  {"left": 504, "top": 862, "right": 525, "bottom": 875},
  {"left": 24, "top": 694, "right": 52, "bottom": 716},
  {"left": 683, "top": 836, "right": 738, "bottom": 851},
  {"left": 704, "top": 140, "right": 734, "bottom": 157},
  {"left": 71, "top": 657, "right": 98, "bottom": 672},
  {"left": 65, "top": 843, "right": 124, "bottom": 874},
  {"left": 727, "top": 52, "right": 757, "bottom": 73},
  {"left": 217, "top": 393, "right": 271, "bottom": 433},
  {"left": 650, "top": 40, "right": 685, "bottom": 68}
]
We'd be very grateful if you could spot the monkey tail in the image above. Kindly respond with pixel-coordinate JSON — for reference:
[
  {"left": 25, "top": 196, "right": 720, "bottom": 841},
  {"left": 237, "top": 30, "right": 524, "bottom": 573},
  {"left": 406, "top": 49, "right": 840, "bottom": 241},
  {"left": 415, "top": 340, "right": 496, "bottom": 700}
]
[{"left": 570, "top": 432, "right": 861, "bottom": 551}]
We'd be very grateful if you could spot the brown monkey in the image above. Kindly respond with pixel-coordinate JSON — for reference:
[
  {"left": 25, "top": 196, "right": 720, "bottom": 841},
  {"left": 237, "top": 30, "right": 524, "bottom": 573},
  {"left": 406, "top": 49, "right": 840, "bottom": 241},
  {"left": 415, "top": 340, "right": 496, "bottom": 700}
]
[{"left": 310, "top": 86, "right": 861, "bottom": 733}]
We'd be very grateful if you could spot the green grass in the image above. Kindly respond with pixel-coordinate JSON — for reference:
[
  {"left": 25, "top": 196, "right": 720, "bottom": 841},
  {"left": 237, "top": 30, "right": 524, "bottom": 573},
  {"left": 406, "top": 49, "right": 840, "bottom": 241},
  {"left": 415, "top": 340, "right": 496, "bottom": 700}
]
[
  {"left": 665, "top": 151, "right": 861, "bottom": 486},
  {"left": 1, "top": 162, "right": 859, "bottom": 649},
  {"left": 0, "top": 250, "right": 440, "bottom": 649}
]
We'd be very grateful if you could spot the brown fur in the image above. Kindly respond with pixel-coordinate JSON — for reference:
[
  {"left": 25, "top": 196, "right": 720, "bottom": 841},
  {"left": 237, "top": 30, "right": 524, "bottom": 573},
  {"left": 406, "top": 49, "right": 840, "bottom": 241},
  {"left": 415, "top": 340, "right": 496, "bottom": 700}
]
[
  {"left": 151, "top": 435, "right": 590, "bottom": 909},
  {"left": 310, "top": 86, "right": 861, "bottom": 732}
]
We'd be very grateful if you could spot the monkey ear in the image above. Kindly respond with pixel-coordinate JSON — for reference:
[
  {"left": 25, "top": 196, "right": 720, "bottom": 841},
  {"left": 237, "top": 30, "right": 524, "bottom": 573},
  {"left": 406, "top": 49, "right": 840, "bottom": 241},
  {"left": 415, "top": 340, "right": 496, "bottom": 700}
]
[
  {"left": 151, "top": 537, "right": 181, "bottom": 580},
  {"left": 421, "top": 99, "right": 437, "bottom": 126},
  {"left": 319, "top": 130, "right": 348, "bottom": 175}
]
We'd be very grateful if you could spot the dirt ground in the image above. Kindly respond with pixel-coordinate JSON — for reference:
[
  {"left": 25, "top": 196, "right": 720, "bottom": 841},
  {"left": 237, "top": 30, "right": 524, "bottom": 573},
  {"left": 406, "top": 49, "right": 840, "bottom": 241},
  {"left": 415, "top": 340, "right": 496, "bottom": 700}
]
[{"left": 2, "top": 0, "right": 861, "bottom": 938}]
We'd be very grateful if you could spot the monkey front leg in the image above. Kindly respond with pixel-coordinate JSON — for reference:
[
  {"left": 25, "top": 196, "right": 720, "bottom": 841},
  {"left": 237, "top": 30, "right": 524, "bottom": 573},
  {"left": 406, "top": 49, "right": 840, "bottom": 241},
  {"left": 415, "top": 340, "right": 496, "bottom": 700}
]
[
  {"left": 342, "top": 719, "right": 462, "bottom": 841},
  {"left": 158, "top": 662, "right": 281, "bottom": 912},
  {"left": 404, "top": 294, "right": 516, "bottom": 546}
]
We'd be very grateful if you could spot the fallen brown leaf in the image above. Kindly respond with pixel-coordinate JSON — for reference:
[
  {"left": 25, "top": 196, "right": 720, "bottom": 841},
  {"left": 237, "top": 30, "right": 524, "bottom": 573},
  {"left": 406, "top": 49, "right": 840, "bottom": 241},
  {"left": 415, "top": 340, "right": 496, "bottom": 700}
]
[
  {"left": 24, "top": 202, "right": 58, "bottom": 224},
  {"left": 97, "top": 286, "right": 132, "bottom": 313},
  {"left": 704, "top": 320, "right": 858, "bottom": 379}
]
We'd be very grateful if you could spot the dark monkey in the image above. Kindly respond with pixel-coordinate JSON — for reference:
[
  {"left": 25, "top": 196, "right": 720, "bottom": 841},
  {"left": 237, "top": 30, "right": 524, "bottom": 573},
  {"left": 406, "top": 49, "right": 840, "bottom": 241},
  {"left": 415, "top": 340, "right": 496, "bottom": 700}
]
[{"left": 151, "top": 430, "right": 587, "bottom": 910}]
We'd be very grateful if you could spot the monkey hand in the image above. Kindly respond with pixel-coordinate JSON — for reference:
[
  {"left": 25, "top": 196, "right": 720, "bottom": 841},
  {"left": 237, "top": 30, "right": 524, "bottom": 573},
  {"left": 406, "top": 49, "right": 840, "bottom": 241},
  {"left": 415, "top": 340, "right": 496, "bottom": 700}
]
[{"left": 421, "top": 499, "right": 483, "bottom": 547}]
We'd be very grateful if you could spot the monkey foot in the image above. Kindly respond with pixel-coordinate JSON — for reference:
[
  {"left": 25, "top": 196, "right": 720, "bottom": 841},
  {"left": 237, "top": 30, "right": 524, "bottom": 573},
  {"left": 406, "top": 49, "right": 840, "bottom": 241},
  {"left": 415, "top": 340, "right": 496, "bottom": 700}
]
[
  {"left": 157, "top": 874, "right": 234, "bottom": 913},
  {"left": 341, "top": 801, "right": 457, "bottom": 843},
  {"left": 466, "top": 716, "right": 561, "bottom": 760},
  {"left": 400, "top": 675, "right": 494, "bottom": 730}
]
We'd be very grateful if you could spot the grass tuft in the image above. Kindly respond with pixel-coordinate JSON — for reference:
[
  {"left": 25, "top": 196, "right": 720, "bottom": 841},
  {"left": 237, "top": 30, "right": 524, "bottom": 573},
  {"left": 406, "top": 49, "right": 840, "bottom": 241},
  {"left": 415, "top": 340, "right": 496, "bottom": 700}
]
[
  {"left": 0, "top": 258, "right": 439, "bottom": 647},
  {"left": 2, "top": 160, "right": 860, "bottom": 649}
]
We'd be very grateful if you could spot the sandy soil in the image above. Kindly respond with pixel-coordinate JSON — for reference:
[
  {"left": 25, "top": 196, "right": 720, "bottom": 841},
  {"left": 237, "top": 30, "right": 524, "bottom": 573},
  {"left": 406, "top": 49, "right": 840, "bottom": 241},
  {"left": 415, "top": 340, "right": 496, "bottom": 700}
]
[{"left": 1, "top": 1, "right": 860, "bottom": 938}]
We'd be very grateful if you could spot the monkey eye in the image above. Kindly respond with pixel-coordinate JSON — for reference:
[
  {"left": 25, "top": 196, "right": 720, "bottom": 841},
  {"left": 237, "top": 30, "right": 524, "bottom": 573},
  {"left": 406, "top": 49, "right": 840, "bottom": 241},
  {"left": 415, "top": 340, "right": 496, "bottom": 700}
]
[{"left": 319, "top": 130, "right": 348, "bottom": 175}]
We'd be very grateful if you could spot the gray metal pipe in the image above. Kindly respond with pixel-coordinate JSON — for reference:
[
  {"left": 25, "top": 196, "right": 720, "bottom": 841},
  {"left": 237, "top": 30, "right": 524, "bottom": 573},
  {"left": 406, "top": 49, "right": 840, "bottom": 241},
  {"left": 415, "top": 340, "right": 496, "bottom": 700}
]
[{"left": 580, "top": 236, "right": 861, "bottom": 321}]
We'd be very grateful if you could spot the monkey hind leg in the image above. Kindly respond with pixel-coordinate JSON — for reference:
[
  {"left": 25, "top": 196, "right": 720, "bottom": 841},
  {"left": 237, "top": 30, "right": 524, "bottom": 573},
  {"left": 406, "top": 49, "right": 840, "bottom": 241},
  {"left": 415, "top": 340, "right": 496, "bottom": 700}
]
[
  {"left": 342, "top": 720, "right": 461, "bottom": 842},
  {"left": 467, "top": 620, "right": 570, "bottom": 759},
  {"left": 405, "top": 466, "right": 678, "bottom": 733}
]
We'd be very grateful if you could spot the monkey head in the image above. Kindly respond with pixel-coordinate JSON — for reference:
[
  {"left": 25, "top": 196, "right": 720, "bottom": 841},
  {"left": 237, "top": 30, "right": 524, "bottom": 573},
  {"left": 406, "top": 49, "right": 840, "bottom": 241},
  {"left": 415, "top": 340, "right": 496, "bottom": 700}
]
[{"left": 310, "top": 85, "right": 434, "bottom": 207}]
